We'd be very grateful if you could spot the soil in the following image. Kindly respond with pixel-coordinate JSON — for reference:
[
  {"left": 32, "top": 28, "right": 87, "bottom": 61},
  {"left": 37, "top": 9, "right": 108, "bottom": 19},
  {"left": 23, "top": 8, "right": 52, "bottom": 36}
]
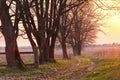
[
  {"left": 66, "top": 62, "right": 96, "bottom": 80},
  {"left": 36, "top": 60, "right": 96, "bottom": 80},
  {"left": 0, "top": 59, "right": 96, "bottom": 80},
  {"left": 36, "top": 60, "right": 80, "bottom": 80}
]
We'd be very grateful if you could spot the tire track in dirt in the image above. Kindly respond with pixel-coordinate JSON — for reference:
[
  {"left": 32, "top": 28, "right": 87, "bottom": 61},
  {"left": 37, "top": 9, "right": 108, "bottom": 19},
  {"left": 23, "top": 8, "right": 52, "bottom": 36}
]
[
  {"left": 66, "top": 62, "right": 96, "bottom": 80},
  {"left": 36, "top": 59, "right": 96, "bottom": 80},
  {"left": 0, "top": 59, "right": 96, "bottom": 80},
  {"left": 36, "top": 60, "right": 80, "bottom": 80}
]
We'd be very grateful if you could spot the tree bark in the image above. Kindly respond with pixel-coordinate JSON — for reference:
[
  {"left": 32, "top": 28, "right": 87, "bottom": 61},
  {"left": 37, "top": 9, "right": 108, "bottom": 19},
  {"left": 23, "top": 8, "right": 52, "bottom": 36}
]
[
  {"left": 1, "top": 1, "right": 25, "bottom": 68},
  {"left": 72, "top": 44, "right": 81, "bottom": 56},
  {"left": 61, "top": 40, "right": 69, "bottom": 59},
  {"left": 33, "top": 46, "right": 39, "bottom": 68},
  {"left": 49, "top": 37, "right": 56, "bottom": 62}
]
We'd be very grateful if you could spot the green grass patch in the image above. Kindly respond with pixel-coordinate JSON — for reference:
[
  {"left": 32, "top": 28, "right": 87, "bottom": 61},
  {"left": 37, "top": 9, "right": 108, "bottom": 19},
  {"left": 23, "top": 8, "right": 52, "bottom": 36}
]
[
  {"left": 52, "top": 57, "right": 91, "bottom": 80},
  {"left": 81, "top": 58, "right": 120, "bottom": 80},
  {"left": 3, "top": 56, "right": 120, "bottom": 80},
  {"left": 0, "top": 58, "right": 77, "bottom": 78}
]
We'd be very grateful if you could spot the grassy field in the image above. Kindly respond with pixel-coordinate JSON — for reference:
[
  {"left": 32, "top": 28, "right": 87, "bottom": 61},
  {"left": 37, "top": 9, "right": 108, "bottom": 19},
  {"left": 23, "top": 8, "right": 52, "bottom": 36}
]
[
  {"left": 80, "top": 57, "right": 120, "bottom": 80},
  {"left": 1, "top": 54, "right": 120, "bottom": 79},
  {"left": 0, "top": 56, "right": 91, "bottom": 79}
]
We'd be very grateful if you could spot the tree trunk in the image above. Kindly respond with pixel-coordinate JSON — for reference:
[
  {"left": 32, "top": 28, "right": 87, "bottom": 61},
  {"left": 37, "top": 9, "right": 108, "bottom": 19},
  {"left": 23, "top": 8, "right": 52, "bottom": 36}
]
[
  {"left": 72, "top": 44, "right": 81, "bottom": 56},
  {"left": 61, "top": 41, "right": 69, "bottom": 59},
  {"left": 39, "top": 39, "right": 46, "bottom": 64},
  {"left": 33, "top": 46, "right": 39, "bottom": 68},
  {"left": 44, "top": 39, "right": 50, "bottom": 62},
  {"left": 28, "top": 35, "right": 39, "bottom": 68},
  {"left": 72, "top": 45, "right": 77, "bottom": 56},
  {"left": 49, "top": 36, "right": 57, "bottom": 62},
  {"left": 1, "top": 1, "right": 25, "bottom": 68},
  {"left": 0, "top": 1, "right": 5, "bottom": 18},
  {"left": 20, "top": 10, "right": 39, "bottom": 68},
  {"left": 4, "top": 33, "right": 25, "bottom": 68},
  {"left": 78, "top": 44, "right": 82, "bottom": 55},
  {"left": 5, "top": 38, "right": 17, "bottom": 67},
  {"left": 14, "top": 43, "right": 26, "bottom": 68}
]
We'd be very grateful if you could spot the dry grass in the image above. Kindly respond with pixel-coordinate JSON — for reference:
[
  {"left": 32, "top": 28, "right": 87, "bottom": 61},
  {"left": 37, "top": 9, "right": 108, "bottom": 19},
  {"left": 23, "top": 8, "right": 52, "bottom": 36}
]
[{"left": 83, "top": 46, "right": 120, "bottom": 58}]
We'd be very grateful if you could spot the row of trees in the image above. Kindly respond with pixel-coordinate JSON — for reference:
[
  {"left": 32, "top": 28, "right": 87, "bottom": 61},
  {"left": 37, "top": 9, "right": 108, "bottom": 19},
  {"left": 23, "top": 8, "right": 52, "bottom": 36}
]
[{"left": 0, "top": 0, "right": 100, "bottom": 69}]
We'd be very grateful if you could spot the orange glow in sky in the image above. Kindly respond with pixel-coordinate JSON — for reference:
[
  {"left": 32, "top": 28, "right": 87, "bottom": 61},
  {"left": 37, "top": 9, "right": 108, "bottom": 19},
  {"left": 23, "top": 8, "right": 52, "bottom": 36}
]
[
  {"left": 95, "top": 0, "right": 120, "bottom": 44},
  {"left": 1, "top": 0, "right": 120, "bottom": 46},
  {"left": 96, "top": 14, "right": 120, "bottom": 44}
]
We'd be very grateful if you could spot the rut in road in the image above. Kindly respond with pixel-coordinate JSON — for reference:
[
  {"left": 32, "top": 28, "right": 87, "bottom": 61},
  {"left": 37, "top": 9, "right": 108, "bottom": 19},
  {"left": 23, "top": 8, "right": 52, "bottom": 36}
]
[
  {"left": 36, "top": 59, "right": 96, "bottom": 80},
  {"left": 66, "top": 62, "right": 96, "bottom": 80}
]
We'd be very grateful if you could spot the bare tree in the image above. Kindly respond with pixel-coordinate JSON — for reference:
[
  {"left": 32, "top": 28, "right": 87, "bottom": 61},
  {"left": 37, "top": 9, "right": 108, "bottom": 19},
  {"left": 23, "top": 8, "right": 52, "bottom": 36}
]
[
  {"left": 0, "top": 0, "right": 25, "bottom": 68},
  {"left": 1, "top": 0, "right": 89, "bottom": 66},
  {"left": 68, "top": 1, "right": 100, "bottom": 56},
  {"left": 15, "top": 0, "right": 87, "bottom": 64},
  {"left": 58, "top": 0, "right": 89, "bottom": 59}
]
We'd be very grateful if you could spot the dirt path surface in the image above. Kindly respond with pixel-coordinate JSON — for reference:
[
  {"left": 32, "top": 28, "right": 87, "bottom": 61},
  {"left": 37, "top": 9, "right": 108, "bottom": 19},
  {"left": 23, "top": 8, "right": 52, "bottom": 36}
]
[
  {"left": 66, "top": 62, "right": 96, "bottom": 80},
  {"left": 0, "top": 59, "right": 96, "bottom": 80},
  {"left": 36, "top": 60, "right": 96, "bottom": 80},
  {"left": 36, "top": 60, "right": 80, "bottom": 80},
  {"left": 0, "top": 76, "right": 4, "bottom": 80}
]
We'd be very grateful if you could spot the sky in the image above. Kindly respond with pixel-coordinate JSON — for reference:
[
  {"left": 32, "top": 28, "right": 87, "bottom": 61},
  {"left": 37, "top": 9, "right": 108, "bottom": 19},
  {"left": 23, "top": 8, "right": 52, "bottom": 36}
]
[
  {"left": 95, "top": 0, "right": 120, "bottom": 44},
  {"left": 0, "top": 36, "right": 31, "bottom": 47},
  {"left": 1, "top": 14, "right": 120, "bottom": 46},
  {"left": 0, "top": 0, "right": 120, "bottom": 46},
  {"left": 1, "top": 17, "right": 120, "bottom": 46},
  {"left": 96, "top": 14, "right": 120, "bottom": 44}
]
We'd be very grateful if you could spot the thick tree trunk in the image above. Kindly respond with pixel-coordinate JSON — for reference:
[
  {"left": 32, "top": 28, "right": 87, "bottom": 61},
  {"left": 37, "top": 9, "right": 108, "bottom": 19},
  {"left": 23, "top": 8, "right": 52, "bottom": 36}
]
[
  {"left": 4, "top": 35, "right": 25, "bottom": 68},
  {"left": 72, "top": 45, "right": 78, "bottom": 56},
  {"left": 61, "top": 41, "right": 69, "bottom": 59},
  {"left": 49, "top": 36, "right": 56, "bottom": 62},
  {"left": 0, "top": 1, "right": 5, "bottom": 18},
  {"left": 49, "top": 46, "right": 56, "bottom": 62},
  {"left": 28, "top": 35, "right": 39, "bottom": 68},
  {"left": 39, "top": 43, "right": 49, "bottom": 64},
  {"left": 33, "top": 46, "right": 39, "bottom": 68},
  {"left": 44, "top": 39, "right": 50, "bottom": 62},
  {"left": 1, "top": 1, "right": 25, "bottom": 68},
  {"left": 39, "top": 39, "right": 46, "bottom": 64},
  {"left": 14, "top": 43, "right": 26, "bottom": 68},
  {"left": 5, "top": 38, "right": 17, "bottom": 67},
  {"left": 72, "top": 44, "right": 81, "bottom": 56},
  {"left": 78, "top": 44, "right": 82, "bottom": 55},
  {"left": 39, "top": 38, "right": 54, "bottom": 64}
]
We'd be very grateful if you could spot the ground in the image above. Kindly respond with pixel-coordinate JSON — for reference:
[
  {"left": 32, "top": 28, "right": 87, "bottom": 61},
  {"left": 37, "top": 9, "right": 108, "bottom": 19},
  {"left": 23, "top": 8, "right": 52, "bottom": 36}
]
[{"left": 0, "top": 54, "right": 120, "bottom": 80}]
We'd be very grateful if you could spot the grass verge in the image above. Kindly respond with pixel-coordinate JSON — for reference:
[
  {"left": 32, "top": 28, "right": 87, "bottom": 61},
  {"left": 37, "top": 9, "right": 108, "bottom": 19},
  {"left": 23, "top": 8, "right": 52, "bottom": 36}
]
[
  {"left": 0, "top": 57, "right": 78, "bottom": 79},
  {"left": 80, "top": 58, "right": 120, "bottom": 80},
  {"left": 52, "top": 56, "right": 91, "bottom": 80}
]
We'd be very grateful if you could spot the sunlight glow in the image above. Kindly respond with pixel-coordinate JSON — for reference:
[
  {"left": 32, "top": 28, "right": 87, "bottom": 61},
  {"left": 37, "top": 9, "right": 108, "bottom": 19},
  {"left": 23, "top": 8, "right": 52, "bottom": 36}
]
[
  {"left": 96, "top": 0, "right": 120, "bottom": 44},
  {"left": 96, "top": 15, "right": 120, "bottom": 44}
]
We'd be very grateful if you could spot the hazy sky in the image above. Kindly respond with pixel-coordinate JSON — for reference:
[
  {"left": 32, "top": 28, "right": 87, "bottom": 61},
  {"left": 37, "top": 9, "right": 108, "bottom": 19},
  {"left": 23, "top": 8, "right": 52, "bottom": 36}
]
[
  {"left": 0, "top": 0, "right": 120, "bottom": 46},
  {"left": 96, "top": 14, "right": 120, "bottom": 44},
  {"left": 0, "top": 36, "right": 31, "bottom": 47},
  {"left": 1, "top": 15, "right": 120, "bottom": 46},
  {"left": 94, "top": 0, "right": 120, "bottom": 44}
]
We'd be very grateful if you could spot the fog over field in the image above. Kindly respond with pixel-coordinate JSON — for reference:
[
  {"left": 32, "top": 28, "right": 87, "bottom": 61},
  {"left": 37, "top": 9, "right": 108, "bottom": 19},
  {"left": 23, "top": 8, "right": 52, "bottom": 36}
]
[{"left": 0, "top": 44, "right": 120, "bottom": 56}]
